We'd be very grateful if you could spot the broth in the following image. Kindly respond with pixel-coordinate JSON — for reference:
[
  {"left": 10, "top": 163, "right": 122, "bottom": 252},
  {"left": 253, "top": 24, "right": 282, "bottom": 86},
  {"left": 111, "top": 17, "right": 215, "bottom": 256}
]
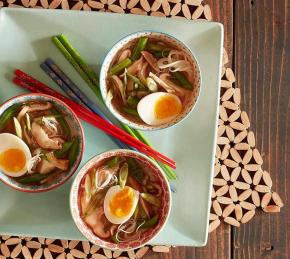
[
  {"left": 0, "top": 101, "right": 79, "bottom": 185},
  {"left": 106, "top": 35, "right": 197, "bottom": 126},
  {"left": 78, "top": 156, "right": 163, "bottom": 244}
]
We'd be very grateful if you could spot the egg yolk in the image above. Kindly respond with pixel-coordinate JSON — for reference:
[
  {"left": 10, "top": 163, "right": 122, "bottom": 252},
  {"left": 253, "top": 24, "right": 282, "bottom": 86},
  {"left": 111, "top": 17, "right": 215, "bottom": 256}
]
[
  {"left": 109, "top": 187, "right": 134, "bottom": 218},
  {"left": 0, "top": 148, "right": 26, "bottom": 173},
  {"left": 154, "top": 95, "right": 182, "bottom": 119}
]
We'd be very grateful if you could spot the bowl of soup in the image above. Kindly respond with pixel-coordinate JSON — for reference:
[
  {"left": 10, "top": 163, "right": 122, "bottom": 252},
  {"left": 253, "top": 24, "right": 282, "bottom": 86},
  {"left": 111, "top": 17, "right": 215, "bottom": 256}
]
[
  {"left": 0, "top": 93, "right": 85, "bottom": 192},
  {"left": 70, "top": 149, "right": 171, "bottom": 250},
  {"left": 100, "top": 31, "right": 201, "bottom": 130}
]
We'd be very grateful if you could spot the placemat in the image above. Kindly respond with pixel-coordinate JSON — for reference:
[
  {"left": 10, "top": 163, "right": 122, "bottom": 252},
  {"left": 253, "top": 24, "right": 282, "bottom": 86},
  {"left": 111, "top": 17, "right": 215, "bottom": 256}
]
[{"left": 0, "top": 0, "right": 284, "bottom": 258}]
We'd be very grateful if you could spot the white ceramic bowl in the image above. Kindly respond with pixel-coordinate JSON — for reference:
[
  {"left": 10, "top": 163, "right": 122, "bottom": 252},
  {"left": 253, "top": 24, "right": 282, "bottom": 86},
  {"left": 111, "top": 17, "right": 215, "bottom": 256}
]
[
  {"left": 70, "top": 149, "right": 171, "bottom": 251},
  {"left": 100, "top": 31, "right": 201, "bottom": 131},
  {"left": 0, "top": 93, "right": 85, "bottom": 193}
]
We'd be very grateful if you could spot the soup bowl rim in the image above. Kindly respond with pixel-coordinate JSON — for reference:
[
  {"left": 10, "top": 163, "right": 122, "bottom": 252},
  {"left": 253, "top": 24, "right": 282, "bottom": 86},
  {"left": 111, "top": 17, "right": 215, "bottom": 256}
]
[
  {"left": 0, "top": 93, "right": 85, "bottom": 193},
  {"left": 100, "top": 30, "right": 202, "bottom": 131},
  {"left": 70, "top": 148, "right": 172, "bottom": 251}
]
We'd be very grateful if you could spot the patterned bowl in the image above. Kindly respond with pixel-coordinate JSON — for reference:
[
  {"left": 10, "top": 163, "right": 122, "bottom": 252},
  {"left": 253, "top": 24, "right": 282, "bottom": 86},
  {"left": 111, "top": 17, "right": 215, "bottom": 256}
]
[
  {"left": 0, "top": 93, "right": 85, "bottom": 193},
  {"left": 70, "top": 149, "right": 171, "bottom": 251},
  {"left": 100, "top": 31, "right": 201, "bottom": 131}
]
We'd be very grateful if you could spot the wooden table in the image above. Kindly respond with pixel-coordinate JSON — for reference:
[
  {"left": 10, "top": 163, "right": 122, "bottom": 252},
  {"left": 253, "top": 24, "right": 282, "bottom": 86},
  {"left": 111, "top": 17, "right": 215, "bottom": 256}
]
[{"left": 148, "top": 1, "right": 289, "bottom": 258}]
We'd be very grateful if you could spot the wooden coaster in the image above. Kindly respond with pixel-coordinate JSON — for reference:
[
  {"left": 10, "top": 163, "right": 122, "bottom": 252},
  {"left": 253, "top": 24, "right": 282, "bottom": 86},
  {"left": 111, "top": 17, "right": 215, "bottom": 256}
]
[{"left": 0, "top": 0, "right": 283, "bottom": 258}]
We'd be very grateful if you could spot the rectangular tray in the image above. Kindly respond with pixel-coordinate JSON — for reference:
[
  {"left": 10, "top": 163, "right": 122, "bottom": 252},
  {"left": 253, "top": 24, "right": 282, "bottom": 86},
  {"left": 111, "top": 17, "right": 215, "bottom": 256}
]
[{"left": 0, "top": 8, "right": 223, "bottom": 247}]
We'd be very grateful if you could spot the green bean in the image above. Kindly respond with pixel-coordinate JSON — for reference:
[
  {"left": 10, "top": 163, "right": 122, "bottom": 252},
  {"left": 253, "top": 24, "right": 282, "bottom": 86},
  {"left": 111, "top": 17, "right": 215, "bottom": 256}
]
[
  {"left": 123, "top": 107, "right": 139, "bottom": 117},
  {"left": 0, "top": 104, "right": 21, "bottom": 130},
  {"left": 68, "top": 138, "right": 79, "bottom": 166},
  {"left": 119, "top": 163, "right": 128, "bottom": 188},
  {"left": 172, "top": 71, "right": 193, "bottom": 89},
  {"left": 54, "top": 141, "right": 73, "bottom": 158},
  {"left": 17, "top": 173, "right": 49, "bottom": 184},
  {"left": 127, "top": 73, "right": 145, "bottom": 88},
  {"left": 140, "top": 215, "right": 159, "bottom": 229},
  {"left": 153, "top": 49, "right": 170, "bottom": 58},
  {"left": 127, "top": 96, "right": 140, "bottom": 108},
  {"left": 106, "top": 156, "right": 120, "bottom": 168},
  {"left": 147, "top": 43, "right": 166, "bottom": 52},
  {"left": 131, "top": 37, "right": 148, "bottom": 61},
  {"left": 109, "top": 58, "right": 132, "bottom": 75}
]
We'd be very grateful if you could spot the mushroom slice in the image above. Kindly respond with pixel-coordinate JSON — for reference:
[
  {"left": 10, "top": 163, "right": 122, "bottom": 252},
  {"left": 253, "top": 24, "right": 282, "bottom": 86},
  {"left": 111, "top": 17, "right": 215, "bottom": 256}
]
[
  {"left": 27, "top": 102, "right": 52, "bottom": 112},
  {"left": 85, "top": 209, "right": 111, "bottom": 239},
  {"left": 127, "top": 57, "right": 144, "bottom": 75},
  {"left": 138, "top": 62, "right": 148, "bottom": 84},
  {"left": 141, "top": 51, "right": 160, "bottom": 73},
  {"left": 31, "top": 122, "right": 63, "bottom": 150},
  {"left": 46, "top": 152, "right": 69, "bottom": 171},
  {"left": 117, "top": 49, "right": 132, "bottom": 64},
  {"left": 110, "top": 75, "right": 126, "bottom": 104},
  {"left": 149, "top": 72, "right": 188, "bottom": 97},
  {"left": 38, "top": 159, "right": 56, "bottom": 174}
]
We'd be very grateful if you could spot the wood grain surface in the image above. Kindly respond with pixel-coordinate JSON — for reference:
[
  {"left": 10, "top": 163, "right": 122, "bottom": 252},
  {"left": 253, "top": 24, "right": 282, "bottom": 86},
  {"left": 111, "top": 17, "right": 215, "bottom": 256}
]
[
  {"left": 0, "top": 1, "right": 288, "bottom": 258},
  {"left": 147, "top": 0, "right": 289, "bottom": 258}
]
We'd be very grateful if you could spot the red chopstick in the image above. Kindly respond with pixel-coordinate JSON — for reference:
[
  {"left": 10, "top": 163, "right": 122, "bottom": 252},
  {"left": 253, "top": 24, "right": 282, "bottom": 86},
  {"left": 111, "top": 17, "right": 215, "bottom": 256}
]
[{"left": 13, "top": 70, "right": 176, "bottom": 169}]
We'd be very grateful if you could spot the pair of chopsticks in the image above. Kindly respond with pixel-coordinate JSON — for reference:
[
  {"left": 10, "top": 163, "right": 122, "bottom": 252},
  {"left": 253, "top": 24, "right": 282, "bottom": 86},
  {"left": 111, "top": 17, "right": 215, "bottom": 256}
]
[
  {"left": 39, "top": 59, "right": 176, "bottom": 192},
  {"left": 51, "top": 34, "right": 177, "bottom": 180},
  {"left": 13, "top": 69, "right": 176, "bottom": 170},
  {"left": 40, "top": 58, "right": 129, "bottom": 150}
]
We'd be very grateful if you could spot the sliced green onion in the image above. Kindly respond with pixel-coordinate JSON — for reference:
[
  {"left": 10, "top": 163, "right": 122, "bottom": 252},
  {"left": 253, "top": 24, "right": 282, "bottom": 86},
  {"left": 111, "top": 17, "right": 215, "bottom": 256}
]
[
  {"left": 54, "top": 141, "right": 73, "bottom": 158},
  {"left": 106, "top": 88, "right": 114, "bottom": 103},
  {"left": 13, "top": 117, "right": 22, "bottom": 139},
  {"left": 119, "top": 162, "right": 128, "bottom": 188},
  {"left": 111, "top": 234, "right": 119, "bottom": 244},
  {"left": 131, "top": 37, "right": 148, "bottom": 61},
  {"left": 127, "top": 73, "right": 146, "bottom": 88},
  {"left": 133, "top": 204, "right": 139, "bottom": 220},
  {"left": 140, "top": 215, "right": 159, "bottom": 229},
  {"left": 146, "top": 77, "right": 158, "bottom": 92},
  {"left": 141, "top": 193, "right": 160, "bottom": 206},
  {"left": 110, "top": 58, "right": 132, "bottom": 75},
  {"left": 25, "top": 113, "right": 31, "bottom": 131},
  {"left": 172, "top": 71, "right": 193, "bottom": 89}
]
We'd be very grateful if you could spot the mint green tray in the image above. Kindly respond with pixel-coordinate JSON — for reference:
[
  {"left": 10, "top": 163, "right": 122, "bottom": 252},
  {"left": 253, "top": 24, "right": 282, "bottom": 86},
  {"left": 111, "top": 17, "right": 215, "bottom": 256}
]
[{"left": 0, "top": 8, "right": 223, "bottom": 247}]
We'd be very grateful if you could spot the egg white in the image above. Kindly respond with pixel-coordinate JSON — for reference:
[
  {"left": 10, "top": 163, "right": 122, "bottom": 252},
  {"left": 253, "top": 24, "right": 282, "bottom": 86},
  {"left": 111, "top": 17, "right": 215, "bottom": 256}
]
[
  {"left": 0, "top": 133, "right": 31, "bottom": 177},
  {"left": 137, "top": 92, "right": 182, "bottom": 126},
  {"left": 104, "top": 185, "right": 139, "bottom": 225}
]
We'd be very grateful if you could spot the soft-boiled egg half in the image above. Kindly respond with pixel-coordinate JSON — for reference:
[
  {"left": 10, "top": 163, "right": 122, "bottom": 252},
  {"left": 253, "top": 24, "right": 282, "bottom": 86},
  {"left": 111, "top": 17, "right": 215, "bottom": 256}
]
[
  {"left": 137, "top": 92, "right": 182, "bottom": 126},
  {"left": 104, "top": 185, "right": 139, "bottom": 225},
  {"left": 0, "top": 133, "right": 31, "bottom": 177}
]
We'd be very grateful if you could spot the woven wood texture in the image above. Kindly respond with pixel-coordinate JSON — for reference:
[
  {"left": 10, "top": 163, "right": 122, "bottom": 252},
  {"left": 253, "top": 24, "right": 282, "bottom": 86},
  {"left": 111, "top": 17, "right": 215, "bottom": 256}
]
[{"left": 0, "top": 0, "right": 284, "bottom": 258}]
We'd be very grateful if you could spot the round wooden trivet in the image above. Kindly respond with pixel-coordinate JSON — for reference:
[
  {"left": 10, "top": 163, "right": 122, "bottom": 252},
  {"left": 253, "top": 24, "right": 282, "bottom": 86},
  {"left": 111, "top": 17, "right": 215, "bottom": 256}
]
[{"left": 0, "top": 0, "right": 283, "bottom": 258}]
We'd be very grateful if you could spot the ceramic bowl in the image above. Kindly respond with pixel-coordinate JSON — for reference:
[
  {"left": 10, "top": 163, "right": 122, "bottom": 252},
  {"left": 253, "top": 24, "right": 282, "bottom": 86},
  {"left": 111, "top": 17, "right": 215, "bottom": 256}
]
[
  {"left": 0, "top": 93, "right": 85, "bottom": 193},
  {"left": 100, "top": 31, "right": 201, "bottom": 130},
  {"left": 70, "top": 149, "right": 171, "bottom": 251}
]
